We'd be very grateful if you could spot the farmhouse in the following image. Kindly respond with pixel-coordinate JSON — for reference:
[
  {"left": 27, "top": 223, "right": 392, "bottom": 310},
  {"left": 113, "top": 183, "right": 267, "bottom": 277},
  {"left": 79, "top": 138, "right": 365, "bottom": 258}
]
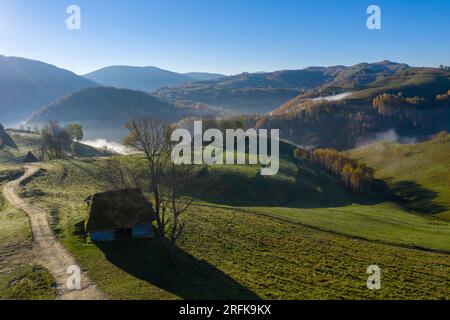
[{"left": 85, "top": 188, "right": 156, "bottom": 242}]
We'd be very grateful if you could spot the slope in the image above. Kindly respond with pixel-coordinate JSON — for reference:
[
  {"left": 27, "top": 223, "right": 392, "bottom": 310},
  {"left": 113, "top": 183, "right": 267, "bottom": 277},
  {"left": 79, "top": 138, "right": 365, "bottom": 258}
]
[
  {"left": 0, "top": 55, "right": 96, "bottom": 124},
  {"left": 349, "top": 135, "right": 450, "bottom": 220}
]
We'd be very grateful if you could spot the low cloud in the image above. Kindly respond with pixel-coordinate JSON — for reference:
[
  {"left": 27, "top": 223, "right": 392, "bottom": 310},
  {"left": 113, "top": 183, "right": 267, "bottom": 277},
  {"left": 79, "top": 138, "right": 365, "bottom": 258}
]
[
  {"left": 82, "top": 139, "right": 132, "bottom": 155},
  {"left": 356, "top": 129, "right": 417, "bottom": 148}
]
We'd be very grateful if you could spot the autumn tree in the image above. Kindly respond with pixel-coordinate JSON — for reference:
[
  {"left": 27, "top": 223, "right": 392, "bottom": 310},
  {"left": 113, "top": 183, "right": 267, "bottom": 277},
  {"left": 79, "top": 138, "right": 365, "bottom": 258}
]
[
  {"left": 434, "top": 130, "right": 448, "bottom": 144},
  {"left": 313, "top": 148, "right": 375, "bottom": 192}
]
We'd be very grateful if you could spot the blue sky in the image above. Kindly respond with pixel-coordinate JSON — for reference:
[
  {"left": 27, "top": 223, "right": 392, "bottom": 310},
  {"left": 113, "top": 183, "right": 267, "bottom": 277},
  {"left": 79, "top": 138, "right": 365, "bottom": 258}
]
[{"left": 0, "top": 0, "right": 449, "bottom": 75}]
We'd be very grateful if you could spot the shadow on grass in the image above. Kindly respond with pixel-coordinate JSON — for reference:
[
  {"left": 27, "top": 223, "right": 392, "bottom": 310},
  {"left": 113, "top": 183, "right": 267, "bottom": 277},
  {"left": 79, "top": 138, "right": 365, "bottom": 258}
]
[
  {"left": 95, "top": 239, "right": 260, "bottom": 300},
  {"left": 190, "top": 165, "right": 388, "bottom": 210},
  {"left": 390, "top": 180, "right": 448, "bottom": 215}
]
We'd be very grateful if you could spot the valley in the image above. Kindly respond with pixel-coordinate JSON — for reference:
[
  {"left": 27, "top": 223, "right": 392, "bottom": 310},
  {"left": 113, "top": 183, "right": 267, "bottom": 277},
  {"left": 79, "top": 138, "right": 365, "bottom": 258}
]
[{"left": 1, "top": 55, "right": 449, "bottom": 301}]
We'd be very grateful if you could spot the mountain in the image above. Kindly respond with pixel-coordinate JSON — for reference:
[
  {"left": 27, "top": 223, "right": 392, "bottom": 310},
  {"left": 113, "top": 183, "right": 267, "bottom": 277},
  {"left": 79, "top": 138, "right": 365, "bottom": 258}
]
[
  {"left": 0, "top": 124, "right": 17, "bottom": 149},
  {"left": 0, "top": 55, "right": 96, "bottom": 125},
  {"left": 154, "top": 61, "right": 410, "bottom": 114},
  {"left": 253, "top": 67, "right": 450, "bottom": 150},
  {"left": 26, "top": 87, "right": 219, "bottom": 141},
  {"left": 303, "top": 60, "right": 409, "bottom": 95},
  {"left": 184, "top": 72, "right": 226, "bottom": 81},
  {"left": 154, "top": 69, "right": 330, "bottom": 114},
  {"left": 83, "top": 66, "right": 225, "bottom": 92}
]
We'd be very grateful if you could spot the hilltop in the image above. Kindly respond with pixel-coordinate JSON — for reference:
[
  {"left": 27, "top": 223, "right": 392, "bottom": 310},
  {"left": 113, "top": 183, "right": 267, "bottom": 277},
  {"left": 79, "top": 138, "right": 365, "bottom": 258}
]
[
  {"left": 84, "top": 66, "right": 225, "bottom": 92},
  {"left": 0, "top": 55, "right": 96, "bottom": 125}
]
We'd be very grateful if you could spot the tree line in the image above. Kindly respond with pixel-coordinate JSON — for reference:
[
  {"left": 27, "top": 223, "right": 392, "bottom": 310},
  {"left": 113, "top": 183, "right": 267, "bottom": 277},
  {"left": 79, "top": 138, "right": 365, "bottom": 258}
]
[
  {"left": 373, "top": 91, "right": 450, "bottom": 114},
  {"left": 307, "top": 148, "right": 375, "bottom": 192}
]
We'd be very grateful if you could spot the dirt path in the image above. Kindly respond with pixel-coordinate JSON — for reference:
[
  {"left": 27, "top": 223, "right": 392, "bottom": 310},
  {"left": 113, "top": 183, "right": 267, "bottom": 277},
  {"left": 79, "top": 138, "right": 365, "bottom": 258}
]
[{"left": 3, "top": 166, "right": 106, "bottom": 300}]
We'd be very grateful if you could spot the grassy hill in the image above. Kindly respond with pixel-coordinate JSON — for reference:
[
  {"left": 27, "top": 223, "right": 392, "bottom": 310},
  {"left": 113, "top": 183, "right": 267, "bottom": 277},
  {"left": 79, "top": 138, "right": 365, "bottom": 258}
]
[
  {"left": 16, "top": 158, "right": 450, "bottom": 299},
  {"left": 349, "top": 135, "right": 450, "bottom": 220}
]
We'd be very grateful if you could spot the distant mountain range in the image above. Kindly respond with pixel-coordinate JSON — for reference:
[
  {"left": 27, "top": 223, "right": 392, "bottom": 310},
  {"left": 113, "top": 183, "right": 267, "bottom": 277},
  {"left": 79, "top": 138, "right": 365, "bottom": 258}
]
[
  {"left": 154, "top": 61, "right": 410, "bottom": 113},
  {"left": 84, "top": 66, "right": 225, "bottom": 92},
  {"left": 0, "top": 55, "right": 96, "bottom": 125},
  {"left": 1, "top": 55, "right": 449, "bottom": 146}
]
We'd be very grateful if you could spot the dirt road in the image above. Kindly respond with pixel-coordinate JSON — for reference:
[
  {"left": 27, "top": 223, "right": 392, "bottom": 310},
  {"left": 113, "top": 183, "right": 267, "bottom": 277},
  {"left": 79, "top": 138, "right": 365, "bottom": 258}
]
[{"left": 3, "top": 166, "right": 106, "bottom": 300}]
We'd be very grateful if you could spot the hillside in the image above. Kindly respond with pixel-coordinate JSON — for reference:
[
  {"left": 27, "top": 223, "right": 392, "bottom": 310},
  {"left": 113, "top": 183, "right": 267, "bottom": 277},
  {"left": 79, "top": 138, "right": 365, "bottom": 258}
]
[
  {"left": 154, "top": 61, "right": 411, "bottom": 114},
  {"left": 0, "top": 55, "right": 96, "bottom": 125},
  {"left": 0, "top": 124, "right": 17, "bottom": 149},
  {"left": 257, "top": 67, "right": 450, "bottom": 150},
  {"left": 26, "top": 87, "right": 220, "bottom": 141},
  {"left": 154, "top": 69, "right": 330, "bottom": 113},
  {"left": 348, "top": 67, "right": 450, "bottom": 101},
  {"left": 349, "top": 136, "right": 450, "bottom": 220},
  {"left": 84, "top": 66, "right": 225, "bottom": 92},
  {"left": 302, "top": 60, "right": 409, "bottom": 97},
  {"left": 11, "top": 151, "right": 450, "bottom": 299}
]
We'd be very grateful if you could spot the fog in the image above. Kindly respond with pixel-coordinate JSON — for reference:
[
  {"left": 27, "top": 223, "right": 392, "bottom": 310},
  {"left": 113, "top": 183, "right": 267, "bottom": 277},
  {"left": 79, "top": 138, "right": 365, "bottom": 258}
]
[
  {"left": 356, "top": 129, "right": 418, "bottom": 148},
  {"left": 82, "top": 139, "right": 133, "bottom": 155}
]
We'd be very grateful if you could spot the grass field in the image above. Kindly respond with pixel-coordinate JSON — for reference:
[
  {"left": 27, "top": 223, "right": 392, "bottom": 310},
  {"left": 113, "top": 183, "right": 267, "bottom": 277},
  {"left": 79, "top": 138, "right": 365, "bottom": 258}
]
[
  {"left": 0, "top": 265, "right": 56, "bottom": 300},
  {"left": 349, "top": 136, "right": 450, "bottom": 220},
  {"left": 223, "top": 202, "right": 450, "bottom": 252},
  {"left": 17, "top": 158, "right": 450, "bottom": 299}
]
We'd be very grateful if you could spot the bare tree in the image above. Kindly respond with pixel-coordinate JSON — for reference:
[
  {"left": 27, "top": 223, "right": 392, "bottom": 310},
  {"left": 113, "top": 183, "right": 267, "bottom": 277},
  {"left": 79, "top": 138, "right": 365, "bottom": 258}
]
[
  {"left": 40, "top": 121, "right": 72, "bottom": 160},
  {"left": 119, "top": 117, "right": 193, "bottom": 245}
]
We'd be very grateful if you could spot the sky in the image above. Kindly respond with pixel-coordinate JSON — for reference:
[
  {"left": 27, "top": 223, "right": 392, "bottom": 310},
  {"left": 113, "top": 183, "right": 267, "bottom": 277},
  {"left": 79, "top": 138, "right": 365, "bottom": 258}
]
[{"left": 0, "top": 0, "right": 449, "bottom": 75}]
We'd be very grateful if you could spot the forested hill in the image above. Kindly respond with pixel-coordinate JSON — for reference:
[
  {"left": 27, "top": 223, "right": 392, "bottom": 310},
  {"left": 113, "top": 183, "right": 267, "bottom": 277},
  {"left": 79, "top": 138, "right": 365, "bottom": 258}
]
[
  {"left": 153, "top": 61, "right": 410, "bottom": 114},
  {"left": 252, "top": 68, "right": 450, "bottom": 150},
  {"left": 26, "top": 87, "right": 221, "bottom": 140}
]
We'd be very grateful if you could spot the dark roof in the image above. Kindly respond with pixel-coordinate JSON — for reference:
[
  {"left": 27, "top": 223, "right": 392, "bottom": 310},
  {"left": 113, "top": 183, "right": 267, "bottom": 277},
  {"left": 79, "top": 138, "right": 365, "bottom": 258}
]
[
  {"left": 85, "top": 188, "right": 156, "bottom": 232},
  {"left": 23, "top": 151, "right": 39, "bottom": 163}
]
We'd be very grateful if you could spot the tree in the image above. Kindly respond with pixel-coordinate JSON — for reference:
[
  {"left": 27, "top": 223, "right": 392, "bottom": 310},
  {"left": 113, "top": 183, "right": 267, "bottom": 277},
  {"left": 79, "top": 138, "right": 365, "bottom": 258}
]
[
  {"left": 434, "top": 130, "right": 448, "bottom": 144},
  {"left": 67, "top": 123, "right": 84, "bottom": 142},
  {"left": 40, "top": 121, "right": 72, "bottom": 160},
  {"left": 122, "top": 117, "right": 193, "bottom": 246}
]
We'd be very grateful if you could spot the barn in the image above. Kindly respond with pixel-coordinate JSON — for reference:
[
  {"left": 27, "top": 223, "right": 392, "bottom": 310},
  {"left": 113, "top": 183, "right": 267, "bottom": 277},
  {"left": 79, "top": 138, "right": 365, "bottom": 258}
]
[{"left": 85, "top": 188, "right": 156, "bottom": 242}]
